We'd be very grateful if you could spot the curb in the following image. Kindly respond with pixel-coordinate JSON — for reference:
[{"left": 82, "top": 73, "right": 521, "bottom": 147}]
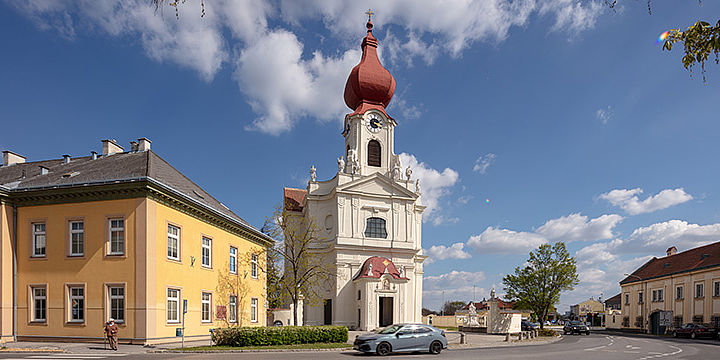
[
  {"left": 151, "top": 347, "right": 353, "bottom": 353},
  {"left": 0, "top": 349, "right": 66, "bottom": 353}
]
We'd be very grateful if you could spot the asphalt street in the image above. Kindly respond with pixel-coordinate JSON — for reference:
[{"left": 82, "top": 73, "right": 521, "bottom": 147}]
[{"left": 0, "top": 333, "right": 717, "bottom": 359}]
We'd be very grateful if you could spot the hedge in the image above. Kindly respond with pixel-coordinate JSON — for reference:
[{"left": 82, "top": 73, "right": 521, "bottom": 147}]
[{"left": 211, "top": 326, "right": 348, "bottom": 347}]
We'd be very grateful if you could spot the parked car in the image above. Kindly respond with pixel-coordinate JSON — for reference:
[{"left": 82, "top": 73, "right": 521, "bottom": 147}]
[
  {"left": 672, "top": 323, "right": 718, "bottom": 339},
  {"left": 521, "top": 320, "right": 537, "bottom": 331},
  {"left": 563, "top": 321, "right": 590, "bottom": 335},
  {"left": 353, "top": 323, "right": 448, "bottom": 356}
]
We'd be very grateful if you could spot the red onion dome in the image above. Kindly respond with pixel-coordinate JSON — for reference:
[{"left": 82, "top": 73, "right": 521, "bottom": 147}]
[{"left": 343, "top": 20, "right": 396, "bottom": 112}]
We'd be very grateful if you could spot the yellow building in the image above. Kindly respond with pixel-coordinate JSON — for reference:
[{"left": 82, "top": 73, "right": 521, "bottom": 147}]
[
  {"left": 0, "top": 139, "right": 272, "bottom": 344},
  {"left": 620, "top": 243, "right": 720, "bottom": 334}
]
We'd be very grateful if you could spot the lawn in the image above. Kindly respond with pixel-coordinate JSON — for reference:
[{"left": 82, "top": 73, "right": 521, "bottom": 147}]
[{"left": 175, "top": 342, "right": 352, "bottom": 351}]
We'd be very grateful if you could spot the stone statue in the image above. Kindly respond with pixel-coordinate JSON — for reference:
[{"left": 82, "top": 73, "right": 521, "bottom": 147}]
[
  {"left": 415, "top": 179, "right": 421, "bottom": 194},
  {"left": 405, "top": 166, "right": 412, "bottom": 181},
  {"left": 348, "top": 149, "right": 359, "bottom": 174},
  {"left": 392, "top": 156, "right": 402, "bottom": 180},
  {"left": 382, "top": 278, "right": 390, "bottom": 290},
  {"left": 337, "top": 156, "right": 345, "bottom": 173},
  {"left": 490, "top": 288, "right": 496, "bottom": 299},
  {"left": 367, "top": 262, "right": 373, "bottom": 277},
  {"left": 467, "top": 302, "right": 480, "bottom": 326},
  {"left": 310, "top": 165, "right": 316, "bottom": 182}
]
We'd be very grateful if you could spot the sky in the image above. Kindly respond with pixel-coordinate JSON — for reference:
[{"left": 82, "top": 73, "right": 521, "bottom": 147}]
[{"left": 1, "top": 0, "right": 719, "bottom": 313}]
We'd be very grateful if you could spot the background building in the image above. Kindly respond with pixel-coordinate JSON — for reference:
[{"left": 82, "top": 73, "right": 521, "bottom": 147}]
[
  {"left": 620, "top": 243, "right": 720, "bottom": 334},
  {"left": 0, "top": 139, "right": 271, "bottom": 344}
]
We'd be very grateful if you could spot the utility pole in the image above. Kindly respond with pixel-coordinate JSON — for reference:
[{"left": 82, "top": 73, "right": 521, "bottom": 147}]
[{"left": 473, "top": 285, "right": 476, "bottom": 302}]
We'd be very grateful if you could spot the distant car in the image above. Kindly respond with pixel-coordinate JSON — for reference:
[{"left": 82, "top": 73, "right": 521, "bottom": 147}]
[
  {"left": 272, "top": 320, "right": 283, "bottom": 326},
  {"left": 563, "top": 321, "right": 590, "bottom": 335},
  {"left": 353, "top": 324, "right": 447, "bottom": 356},
  {"left": 672, "top": 323, "right": 718, "bottom": 339},
  {"left": 521, "top": 320, "right": 537, "bottom": 331}
]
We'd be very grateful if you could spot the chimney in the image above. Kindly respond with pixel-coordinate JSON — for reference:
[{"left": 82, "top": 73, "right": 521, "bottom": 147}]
[
  {"left": 2, "top": 150, "right": 26, "bottom": 166},
  {"left": 63, "top": 154, "right": 71, "bottom": 164},
  {"left": 666, "top": 246, "right": 677, "bottom": 256},
  {"left": 129, "top": 141, "right": 138, "bottom": 153},
  {"left": 91, "top": 151, "right": 98, "bottom": 160},
  {"left": 137, "top": 137, "right": 151, "bottom": 152},
  {"left": 102, "top": 139, "right": 124, "bottom": 156}
]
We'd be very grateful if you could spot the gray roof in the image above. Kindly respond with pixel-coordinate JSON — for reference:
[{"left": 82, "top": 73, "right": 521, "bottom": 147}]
[{"left": 0, "top": 150, "right": 251, "bottom": 228}]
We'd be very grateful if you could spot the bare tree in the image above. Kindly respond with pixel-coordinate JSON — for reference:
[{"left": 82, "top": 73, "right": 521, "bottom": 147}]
[{"left": 215, "top": 264, "right": 252, "bottom": 327}]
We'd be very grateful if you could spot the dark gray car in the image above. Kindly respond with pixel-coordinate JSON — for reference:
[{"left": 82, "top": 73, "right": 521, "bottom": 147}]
[{"left": 353, "top": 323, "right": 448, "bottom": 355}]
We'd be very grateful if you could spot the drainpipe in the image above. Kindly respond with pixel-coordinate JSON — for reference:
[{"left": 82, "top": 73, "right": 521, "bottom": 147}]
[{"left": 12, "top": 204, "right": 18, "bottom": 342}]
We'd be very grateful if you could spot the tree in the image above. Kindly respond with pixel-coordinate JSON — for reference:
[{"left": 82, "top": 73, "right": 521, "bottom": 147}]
[
  {"left": 606, "top": 1, "right": 719, "bottom": 81},
  {"left": 502, "top": 242, "right": 579, "bottom": 329},
  {"left": 441, "top": 301, "right": 467, "bottom": 316},
  {"left": 215, "top": 264, "right": 252, "bottom": 326},
  {"left": 422, "top": 308, "right": 438, "bottom": 316},
  {"left": 260, "top": 203, "right": 337, "bottom": 326}
]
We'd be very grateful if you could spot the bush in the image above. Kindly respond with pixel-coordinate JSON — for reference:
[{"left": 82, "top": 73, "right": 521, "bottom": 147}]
[
  {"left": 538, "top": 328, "right": 558, "bottom": 337},
  {"left": 211, "top": 325, "right": 348, "bottom": 347}
]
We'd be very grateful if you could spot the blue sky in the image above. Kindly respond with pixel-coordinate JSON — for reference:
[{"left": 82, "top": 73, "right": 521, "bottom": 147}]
[{"left": 1, "top": 1, "right": 719, "bottom": 312}]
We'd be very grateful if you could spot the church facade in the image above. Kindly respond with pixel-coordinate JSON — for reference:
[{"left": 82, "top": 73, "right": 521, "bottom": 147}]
[{"left": 283, "top": 19, "right": 426, "bottom": 331}]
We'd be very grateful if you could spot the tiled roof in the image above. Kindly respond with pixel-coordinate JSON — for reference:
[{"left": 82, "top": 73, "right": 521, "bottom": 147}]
[
  {"left": 283, "top": 187, "right": 307, "bottom": 212},
  {"left": 605, "top": 293, "right": 621, "bottom": 306},
  {"left": 620, "top": 241, "right": 720, "bottom": 284},
  {"left": 353, "top": 256, "right": 408, "bottom": 280},
  {"left": 0, "top": 150, "right": 252, "bottom": 228}
]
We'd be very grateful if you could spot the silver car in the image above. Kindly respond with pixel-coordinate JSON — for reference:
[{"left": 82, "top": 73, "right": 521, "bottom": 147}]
[{"left": 353, "top": 323, "right": 448, "bottom": 355}]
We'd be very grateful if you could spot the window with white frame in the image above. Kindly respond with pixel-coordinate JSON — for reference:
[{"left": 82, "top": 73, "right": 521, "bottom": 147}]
[
  {"left": 696, "top": 283, "right": 704, "bottom": 298},
  {"left": 638, "top": 291, "right": 644, "bottom": 304},
  {"left": 250, "top": 298, "right": 258, "bottom": 322},
  {"left": 109, "top": 219, "right": 124, "bottom": 255},
  {"left": 676, "top": 285, "right": 684, "bottom": 300},
  {"left": 31, "top": 286, "right": 47, "bottom": 322},
  {"left": 167, "top": 288, "right": 180, "bottom": 323},
  {"left": 69, "top": 221, "right": 84, "bottom": 256},
  {"left": 251, "top": 253, "right": 258, "bottom": 278},
  {"left": 229, "top": 247, "right": 237, "bottom": 274},
  {"left": 652, "top": 289, "right": 664, "bottom": 302},
  {"left": 32, "top": 223, "right": 46, "bottom": 257},
  {"left": 714, "top": 281, "right": 720, "bottom": 297},
  {"left": 228, "top": 295, "right": 237, "bottom": 323},
  {"left": 624, "top": 293, "right": 629, "bottom": 305},
  {"left": 167, "top": 224, "right": 180, "bottom": 261},
  {"left": 201, "top": 292, "right": 211, "bottom": 322},
  {"left": 109, "top": 286, "right": 125, "bottom": 323},
  {"left": 69, "top": 286, "right": 85, "bottom": 322},
  {"left": 201, "top": 237, "right": 212, "bottom": 268}
]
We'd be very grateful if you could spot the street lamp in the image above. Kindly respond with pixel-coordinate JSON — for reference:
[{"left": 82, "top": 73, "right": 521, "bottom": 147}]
[{"left": 624, "top": 273, "right": 646, "bottom": 333}]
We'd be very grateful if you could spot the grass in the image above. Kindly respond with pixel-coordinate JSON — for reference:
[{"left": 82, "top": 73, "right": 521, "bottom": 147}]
[
  {"left": 175, "top": 342, "right": 352, "bottom": 351},
  {"left": 434, "top": 326, "right": 459, "bottom": 331}
]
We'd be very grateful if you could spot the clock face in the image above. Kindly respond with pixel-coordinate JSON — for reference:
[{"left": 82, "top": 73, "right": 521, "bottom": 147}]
[{"left": 366, "top": 113, "right": 384, "bottom": 133}]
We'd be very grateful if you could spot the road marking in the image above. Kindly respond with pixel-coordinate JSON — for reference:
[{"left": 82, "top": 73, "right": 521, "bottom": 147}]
[
  {"left": 584, "top": 335, "right": 615, "bottom": 351},
  {"left": 636, "top": 344, "right": 683, "bottom": 360}
]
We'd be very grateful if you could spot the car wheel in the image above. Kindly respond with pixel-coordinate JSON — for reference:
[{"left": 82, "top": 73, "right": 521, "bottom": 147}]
[
  {"left": 673, "top": 331, "right": 678, "bottom": 338},
  {"left": 376, "top": 342, "right": 392, "bottom": 356},
  {"left": 429, "top": 341, "right": 443, "bottom": 355},
  {"left": 690, "top": 332, "right": 696, "bottom": 340},
  {"left": 564, "top": 331, "right": 568, "bottom": 335},
  {"left": 586, "top": 331, "right": 590, "bottom": 335}
]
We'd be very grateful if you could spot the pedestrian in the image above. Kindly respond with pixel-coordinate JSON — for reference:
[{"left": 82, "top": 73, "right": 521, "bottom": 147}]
[{"left": 104, "top": 318, "right": 119, "bottom": 351}]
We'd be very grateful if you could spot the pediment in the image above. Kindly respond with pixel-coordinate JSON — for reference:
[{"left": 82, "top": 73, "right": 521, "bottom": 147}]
[{"left": 337, "top": 173, "right": 418, "bottom": 199}]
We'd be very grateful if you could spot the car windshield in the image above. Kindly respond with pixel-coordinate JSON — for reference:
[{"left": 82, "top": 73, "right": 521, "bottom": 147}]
[
  {"left": 378, "top": 325, "right": 403, "bottom": 334},
  {"left": 570, "top": 321, "right": 583, "bottom": 325}
]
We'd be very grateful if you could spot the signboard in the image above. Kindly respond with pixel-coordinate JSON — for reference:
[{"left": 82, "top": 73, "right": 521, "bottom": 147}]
[
  {"left": 216, "top": 305, "right": 227, "bottom": 320},
  {"left": 659, "top": 310, "right": 673, "bottom": 327},
  {"left": 176, "top": 328, "right": 183, "bottom": 337},
  {"left": 183, "top": 299, "right": 188, "bottom": 314}
]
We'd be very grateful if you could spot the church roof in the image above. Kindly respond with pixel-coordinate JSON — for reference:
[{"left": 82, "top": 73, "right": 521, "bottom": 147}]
[
  {"left": 354, "top": 256, "right": 409, "bottom": 280},
  {"left": 343, "top": 19, "right": 396, "bottom": 118},
  {"left": 283, "top": 187, "right": 307, "bottom": 212}
]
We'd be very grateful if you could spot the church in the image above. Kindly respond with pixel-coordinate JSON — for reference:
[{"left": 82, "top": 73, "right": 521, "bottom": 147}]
[{"left": 283, "top": 18, "right": 426, "bottom": 331}]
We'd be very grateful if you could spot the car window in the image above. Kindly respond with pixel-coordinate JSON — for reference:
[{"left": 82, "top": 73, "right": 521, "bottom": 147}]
[
  {"left": 379, "top": 325, "right": 402, "bottom": 334},
  {"left": 416, "top": 327, "right": 432, "bottom": 333}
]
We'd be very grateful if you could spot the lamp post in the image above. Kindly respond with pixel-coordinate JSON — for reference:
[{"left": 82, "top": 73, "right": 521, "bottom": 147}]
[{"left": 625, "top": 274, "right": 646, "bottom": 333}]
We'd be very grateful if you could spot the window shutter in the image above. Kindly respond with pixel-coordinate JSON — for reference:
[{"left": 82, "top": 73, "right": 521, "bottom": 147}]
[{"left": 368, "top": 140, "right": 381, "bottom": 167}]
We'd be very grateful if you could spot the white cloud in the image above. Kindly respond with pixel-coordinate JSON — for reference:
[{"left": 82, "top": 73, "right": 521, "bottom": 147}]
[
  {"left": 399, "top": 153, "right": 459, "bottom": 221},
  {"left": 627, "top": 220, "right": 720, "bottom": 253},
  {"left": 595, "top": 106, "right": 612, "bottom": 124},
  {"left": 599, "top": 188, "right": 693, "bottom": 215},
  {"left": 425, "top": 242, "right": 471, "bottom": 264},
  {"left": 473, "top": 153, "right": 497, "bottom": 174},
  {"left": 535, "top": 213, "right": 623, "bottom": 242},
  {"left": 458, "top": 195, "right": 473, "bottom": 204},
  {"left": 12, "top": 0, "right": 608, "bottom": 135},
  {"left": 467, "top": 227, "right": 547, "bottom": 254}
]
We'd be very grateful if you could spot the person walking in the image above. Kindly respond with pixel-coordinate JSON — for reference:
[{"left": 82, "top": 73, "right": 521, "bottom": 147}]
[{"left": 104, "top": 318, "right": 119, "bottom": 351}]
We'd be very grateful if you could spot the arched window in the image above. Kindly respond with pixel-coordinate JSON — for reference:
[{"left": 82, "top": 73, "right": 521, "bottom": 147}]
[
  {"left": 364, "top": 217, "right": 387, "bottom": 238},
  {"left": 367, "top": 140, "right": 381, "bottom": 167}
]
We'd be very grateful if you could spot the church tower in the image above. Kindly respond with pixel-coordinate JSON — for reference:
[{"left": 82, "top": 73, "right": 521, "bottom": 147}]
[{"left": 284, "top": 16, "right": 426, "bottom": 330}]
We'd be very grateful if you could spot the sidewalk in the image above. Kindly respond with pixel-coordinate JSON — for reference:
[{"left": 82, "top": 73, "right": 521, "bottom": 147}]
[{"left": 0, "top": 341, "right": 149, "bottom": 354}]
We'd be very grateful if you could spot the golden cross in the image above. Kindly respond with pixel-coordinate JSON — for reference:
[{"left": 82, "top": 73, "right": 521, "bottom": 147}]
[{"left": 365, "top": 9, "right": 374, "bottom": 21}]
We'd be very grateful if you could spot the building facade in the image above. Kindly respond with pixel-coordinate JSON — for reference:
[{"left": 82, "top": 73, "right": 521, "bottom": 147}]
[
  {"left": 620, "top": 243, "right": 720, "bottom": 334},
  {"left": 283, "top": 19, "right": 425, "bottom": 331},
  {"left": 0, "top": 139, "right": 271, "bottom": 344}
]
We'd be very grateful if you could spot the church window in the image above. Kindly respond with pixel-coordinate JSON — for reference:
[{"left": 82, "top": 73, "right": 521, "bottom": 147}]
[
  {"left": 364, "top": 217, "right": 387, "bottom": 238},
  {"left": 367, "top": 140, "right": 381, "bottom": 167}
]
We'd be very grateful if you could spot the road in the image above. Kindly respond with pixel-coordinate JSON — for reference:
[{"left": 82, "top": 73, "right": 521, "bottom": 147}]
[{"left": 0, "top": 333, "right": 717, "bottom": 359}]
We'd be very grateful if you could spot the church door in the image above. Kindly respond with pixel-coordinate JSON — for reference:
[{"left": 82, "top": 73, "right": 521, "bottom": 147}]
[
  {"left": 324, "top": 299, "right": 332, "bottom": 325},
  {"left": 379, "top": 297, "right": 393, "bottom": 327}
]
